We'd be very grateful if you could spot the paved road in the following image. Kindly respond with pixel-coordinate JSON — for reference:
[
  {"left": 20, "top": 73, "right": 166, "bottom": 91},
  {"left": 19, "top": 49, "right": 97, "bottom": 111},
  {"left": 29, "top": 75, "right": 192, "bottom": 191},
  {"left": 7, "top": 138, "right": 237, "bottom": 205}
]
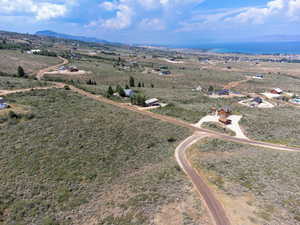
[{"left": 175, "top": 133, "right": 231, "bottom": 225}]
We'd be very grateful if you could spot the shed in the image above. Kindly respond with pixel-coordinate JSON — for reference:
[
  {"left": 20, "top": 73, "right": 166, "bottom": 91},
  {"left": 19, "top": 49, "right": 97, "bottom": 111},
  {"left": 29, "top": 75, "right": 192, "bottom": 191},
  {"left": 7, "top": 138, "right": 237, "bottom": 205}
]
[
  {"left": 124, "top": 89, "right": 134, "bottom": 97},
  {"left": 219, "top": 117, "right": 232, "bottom": 125},
  {"left": 145, "top": 98, "right": 159, "bottom": 106}
]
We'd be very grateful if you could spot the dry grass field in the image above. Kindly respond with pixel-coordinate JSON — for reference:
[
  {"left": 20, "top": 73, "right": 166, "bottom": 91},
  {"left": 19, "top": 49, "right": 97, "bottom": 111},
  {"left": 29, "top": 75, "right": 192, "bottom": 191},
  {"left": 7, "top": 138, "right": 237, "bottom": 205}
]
[
  {"left": 0, "top": 88, "right": 214, "bottom": 225},
  {"left": 187, "top": 138, "right": 300, "bottom": 225},
  {"left": 0, "top": 50, "right": 61, "bottom": 75}
]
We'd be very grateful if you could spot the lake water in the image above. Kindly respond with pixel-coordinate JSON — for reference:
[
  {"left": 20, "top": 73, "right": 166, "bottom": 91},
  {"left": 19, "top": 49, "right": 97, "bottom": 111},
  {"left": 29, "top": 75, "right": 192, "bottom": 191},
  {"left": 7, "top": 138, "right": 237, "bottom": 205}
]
[{"left": 176, "top": 42, "right": 300, "bottom": 55}]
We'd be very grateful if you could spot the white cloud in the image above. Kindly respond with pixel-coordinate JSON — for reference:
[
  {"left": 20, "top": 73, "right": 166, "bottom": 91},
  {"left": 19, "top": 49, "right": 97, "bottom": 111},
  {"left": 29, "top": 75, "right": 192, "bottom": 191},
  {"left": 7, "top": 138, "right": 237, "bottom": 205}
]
[
  {"left": 102, "top": 4, "right": 133, "bottom": 29},
  {"left": 96, "top": 0, "right": 203, "bottom": 30},
  {"left": 0, "top": 0, "right": 73, "bottom": 20},
  {"left": 139, "top": 18, "right": 165, "bottom": 30},
  {"left": 225, "top": 0, "right": 300, "bottom": 24}
]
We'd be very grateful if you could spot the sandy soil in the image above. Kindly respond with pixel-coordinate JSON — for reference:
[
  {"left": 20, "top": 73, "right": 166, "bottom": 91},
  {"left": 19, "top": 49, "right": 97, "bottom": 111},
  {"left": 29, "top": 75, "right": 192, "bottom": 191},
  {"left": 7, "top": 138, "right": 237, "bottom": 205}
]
[
  {"left": 194, "top": 114, "right": 248, "bottom": 139},
  {"left": 208, "top": 93, "right": 245, "bottom": 99},
  {"left": 44, "top": 70, "right": 88, "bottom": 76},
  {"left": 239, "top": 99, "right": 274, "bottom": 108},
  {"left": 162, "top": 58, "right": 185, "bottom": 64}
]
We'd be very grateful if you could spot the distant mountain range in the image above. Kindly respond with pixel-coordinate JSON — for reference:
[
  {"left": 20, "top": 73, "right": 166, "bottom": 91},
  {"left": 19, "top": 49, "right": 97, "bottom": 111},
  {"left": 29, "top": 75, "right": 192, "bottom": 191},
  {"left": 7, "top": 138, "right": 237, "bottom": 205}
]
[{"left": 35, "top": 30, "right": 110, "bottom": 44}]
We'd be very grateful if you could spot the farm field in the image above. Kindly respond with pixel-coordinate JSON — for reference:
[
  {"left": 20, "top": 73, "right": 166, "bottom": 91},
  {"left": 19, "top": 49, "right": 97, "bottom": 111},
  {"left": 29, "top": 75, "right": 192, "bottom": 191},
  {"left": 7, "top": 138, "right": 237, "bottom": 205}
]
[
  {"left": 0, "top": 88, "right": 214, "bottom": 225},
  {"left": 187, "top": 138, "right": 300, "bottom": 225}
]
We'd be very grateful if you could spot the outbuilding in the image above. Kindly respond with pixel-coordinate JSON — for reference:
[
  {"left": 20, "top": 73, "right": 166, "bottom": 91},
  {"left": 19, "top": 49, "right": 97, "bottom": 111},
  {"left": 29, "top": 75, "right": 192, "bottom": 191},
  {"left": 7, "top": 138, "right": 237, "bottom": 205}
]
[
  {"left": 219, "top": 117, "right": 232, "bottom": 125},
  {"left": 145, "top": 98, "right": 159, "bottom": 107}
]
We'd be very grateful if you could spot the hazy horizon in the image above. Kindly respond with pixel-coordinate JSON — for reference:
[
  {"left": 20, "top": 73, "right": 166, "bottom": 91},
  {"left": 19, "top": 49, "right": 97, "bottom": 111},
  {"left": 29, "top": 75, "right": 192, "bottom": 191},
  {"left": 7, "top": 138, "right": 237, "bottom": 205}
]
[{"left": 1, "top": 0, "right": 300, "bottom": 45}]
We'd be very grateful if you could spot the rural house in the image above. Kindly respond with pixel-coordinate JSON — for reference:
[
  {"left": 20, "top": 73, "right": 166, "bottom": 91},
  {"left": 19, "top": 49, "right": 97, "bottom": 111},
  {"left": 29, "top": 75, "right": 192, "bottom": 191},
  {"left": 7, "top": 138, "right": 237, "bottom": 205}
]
[
  {"left": 0, "top": 97, "right": 8, "bottom": 110},
  {"left": 160, "top": 70, "right": 171, "bottom": 75},
  {"left": 124, "top": 89, "right": 134, "bottom": 97},
  {"left": 217, "top": 89, "right": 230, "bottom": 95},
  {"left": 271, "top": 88, "right": 283, "bottom": 94},
  {"left": 252, "top": 97, "right": 263, "bottom": 104},
  {"left": 218, "top": 106, "right": 232, "bottom": 118}
]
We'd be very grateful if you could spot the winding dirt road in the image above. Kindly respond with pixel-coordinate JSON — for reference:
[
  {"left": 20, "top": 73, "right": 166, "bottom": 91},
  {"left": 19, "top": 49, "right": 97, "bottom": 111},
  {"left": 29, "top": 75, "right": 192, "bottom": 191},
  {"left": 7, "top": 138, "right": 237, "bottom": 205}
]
[
  {"left": 36, "top": 56, "right": 69, "bottom": 80},
  {"left": 175, "top": 132, "right": 231, "bottom": 225}
]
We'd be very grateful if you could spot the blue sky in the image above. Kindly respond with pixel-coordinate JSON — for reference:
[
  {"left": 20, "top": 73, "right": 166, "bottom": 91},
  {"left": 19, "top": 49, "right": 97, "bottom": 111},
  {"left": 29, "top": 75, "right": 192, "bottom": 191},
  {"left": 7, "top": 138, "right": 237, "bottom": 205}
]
[{"left": 1, "top": 0, "right": 300, "bottom": 45}]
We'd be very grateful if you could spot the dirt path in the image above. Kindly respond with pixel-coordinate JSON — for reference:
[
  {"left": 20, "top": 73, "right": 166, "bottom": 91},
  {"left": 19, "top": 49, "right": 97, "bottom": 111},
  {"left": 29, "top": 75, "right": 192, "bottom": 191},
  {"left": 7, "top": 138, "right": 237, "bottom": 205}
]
[
  {"left": 36, "top": 56, "right": 69, "bottom": 80},
  {"left": 223, "top": 76, "right": 251, "bottom": 89},
  {"left": 175, "top": 132, "right": 231, "bottom": 225},
  {"left": 0, "top": 83, "right": 64, "bottom": 96}
]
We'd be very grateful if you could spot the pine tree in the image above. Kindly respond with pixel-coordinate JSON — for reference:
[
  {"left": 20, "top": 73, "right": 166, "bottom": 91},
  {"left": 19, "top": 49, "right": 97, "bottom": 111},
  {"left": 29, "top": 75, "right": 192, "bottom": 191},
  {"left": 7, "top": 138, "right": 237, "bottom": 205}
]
[
  {"left": 17, "top": 66, "right": 25, "bottom": 77},
  {"left": 151, "top": 83, "right": 154, "bottom": 88},
  {"left": 129, "top": 76, "right": 135, "bottom": 87},
  {"left": 125, "top": 84, "right": 130, "bottom": 89},
  {"left": 208, "top": 85, "right": 214, "bottom": 93},
  {"left": 107, "top": 86, "right": 114, "bottom": 97},
  {"left": 138, "top": 82, "right": 141, "bottom": 88},
  {"left": 116, "top": 85, "right": 126, "bottom": 97}
]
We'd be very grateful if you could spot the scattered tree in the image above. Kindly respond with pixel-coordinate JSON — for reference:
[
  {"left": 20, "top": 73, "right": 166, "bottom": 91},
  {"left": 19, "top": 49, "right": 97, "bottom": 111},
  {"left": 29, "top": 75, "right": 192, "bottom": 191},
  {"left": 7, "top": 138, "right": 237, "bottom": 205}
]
[
  {"left": 151, "top": 83, "right": 154, "bottom": 88},
  {"left": 138, "top": 82, "right": 141, "bottom": 88},
  {"left": 130, "top": 93, "right": 146, "bottom": 106},
  {"left": 208, "top": 85, "right": 214, "bottom": 93},
  {"left": 86, "top": 79, "right": 97, "bottom": 85},
  {"left": 129, "top": 76, "right": 135, "bottom": 87},
  {"left": 125, "top": 84, "right": 130, "bottom": 89},
  {"left": 106, "top": 86, "right": 114, "bottom": 97},
  {"left": 116, "top": 85, "right": 126, "bottom": 97},
  {"left": 17, "top": 66, "right": 25, "bottom": 77}
]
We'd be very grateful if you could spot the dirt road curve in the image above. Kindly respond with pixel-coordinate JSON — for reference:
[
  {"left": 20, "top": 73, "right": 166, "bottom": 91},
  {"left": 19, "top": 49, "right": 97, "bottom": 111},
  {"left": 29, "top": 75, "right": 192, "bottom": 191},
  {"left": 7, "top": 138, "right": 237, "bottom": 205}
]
[
  {"left": 175, "top": 133, "right": 231, "bottom": 225},
  {"left": 36, "top": 56, "right": 69, "bottom": 80}
]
